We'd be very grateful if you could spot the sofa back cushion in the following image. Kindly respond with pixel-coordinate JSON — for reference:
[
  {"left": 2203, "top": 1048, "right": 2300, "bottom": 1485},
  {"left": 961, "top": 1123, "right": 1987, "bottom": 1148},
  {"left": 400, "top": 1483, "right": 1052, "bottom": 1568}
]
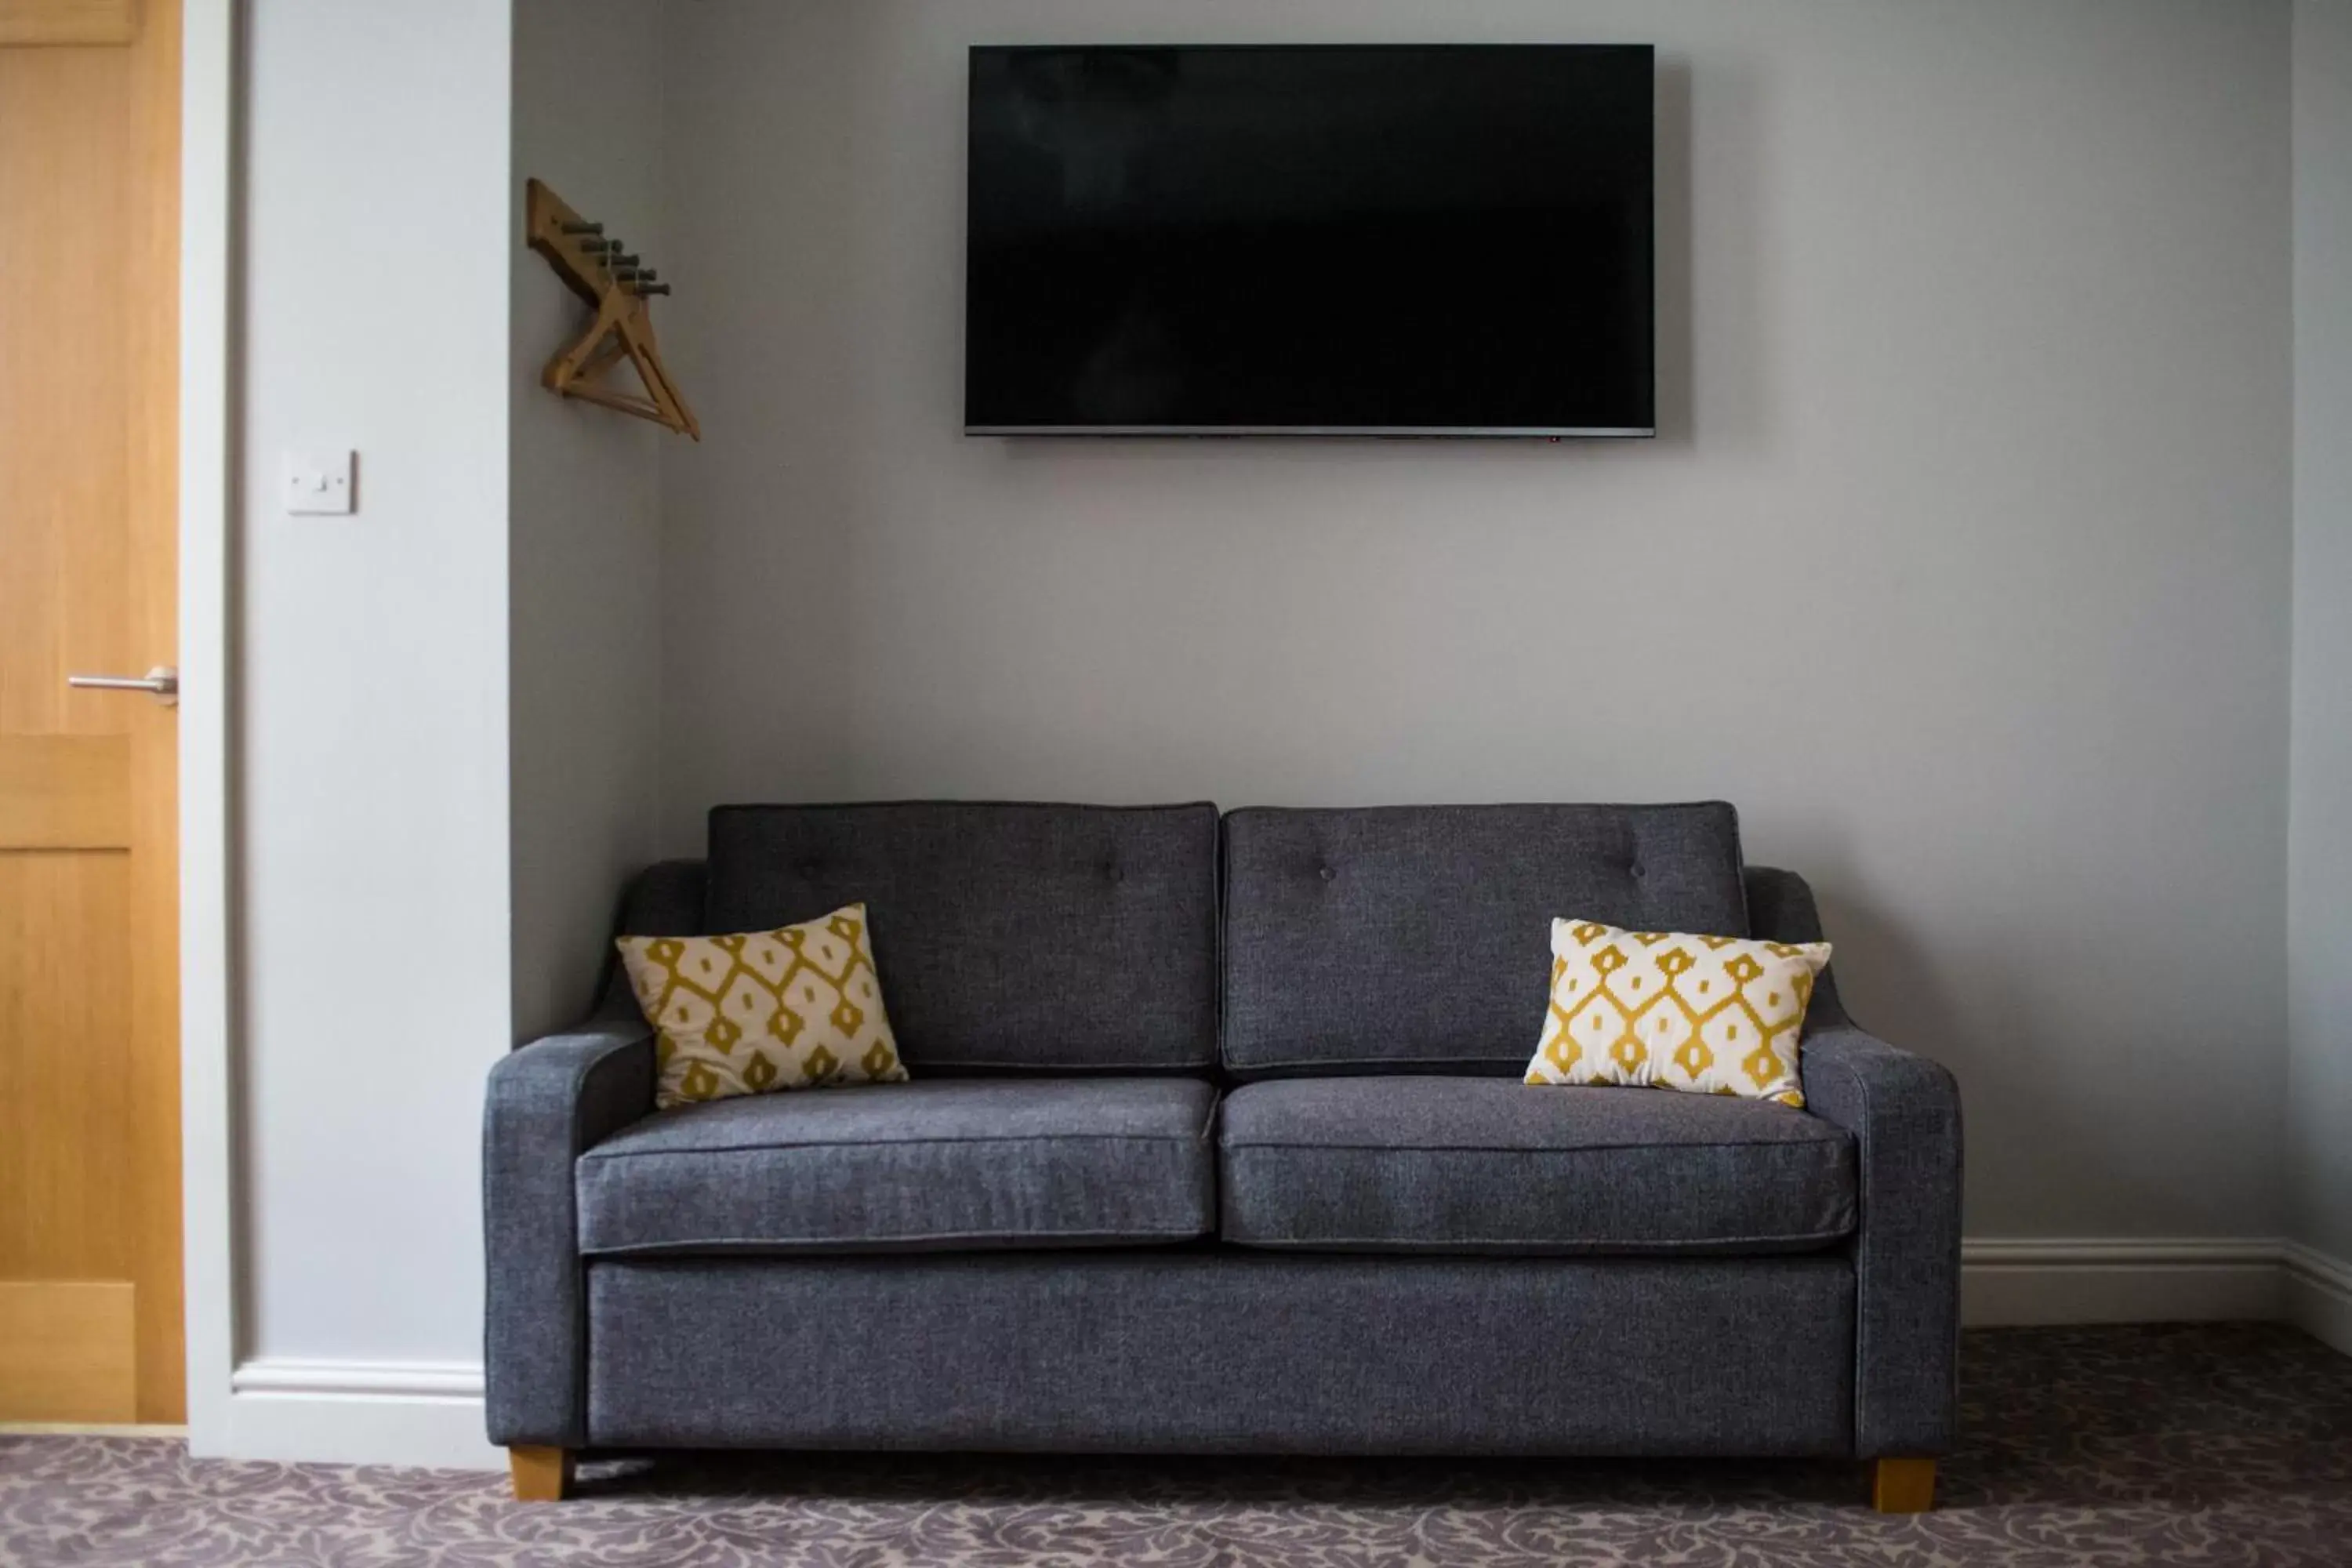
[
  {"left": 705, "top": 801, "right": 1219, "bottom": 1073},
  {"left": 1221, "top": 803, "right": 1748, "bottom": 1076}
]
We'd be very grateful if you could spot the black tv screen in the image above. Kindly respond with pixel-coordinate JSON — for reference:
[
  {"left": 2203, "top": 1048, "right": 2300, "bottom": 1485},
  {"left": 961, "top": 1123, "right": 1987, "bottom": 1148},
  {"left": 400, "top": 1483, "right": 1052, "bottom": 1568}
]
[{"left": 965, "top": 44, "right": 1655, "bottom": 437}]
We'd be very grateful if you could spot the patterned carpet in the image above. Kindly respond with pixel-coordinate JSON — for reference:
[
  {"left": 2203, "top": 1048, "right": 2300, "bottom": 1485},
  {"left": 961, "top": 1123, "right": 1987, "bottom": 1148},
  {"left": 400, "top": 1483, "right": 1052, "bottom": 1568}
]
[{"left": 3, "top": 1324, "right": 2349, "bottom": 1566}]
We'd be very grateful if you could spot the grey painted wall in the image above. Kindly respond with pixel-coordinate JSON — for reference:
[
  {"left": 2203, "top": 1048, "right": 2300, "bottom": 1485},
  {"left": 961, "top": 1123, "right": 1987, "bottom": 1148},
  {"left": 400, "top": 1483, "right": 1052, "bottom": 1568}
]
[
  {"left": 2292, "top": 0, "right": 2352, "bottom": 1265},
  {"left": 509, "top": 0, "right": 668, "bottom": 1041},
  {"left": 655, "top": 0, "right": 2296, "bottom": 1240}
]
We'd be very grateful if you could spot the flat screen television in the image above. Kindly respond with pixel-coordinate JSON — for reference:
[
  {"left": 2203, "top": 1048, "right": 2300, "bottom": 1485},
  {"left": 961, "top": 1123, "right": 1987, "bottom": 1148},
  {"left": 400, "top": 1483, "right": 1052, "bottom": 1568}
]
[{"left": 965, "top": 44, "right": 1655, "bottom": 437}]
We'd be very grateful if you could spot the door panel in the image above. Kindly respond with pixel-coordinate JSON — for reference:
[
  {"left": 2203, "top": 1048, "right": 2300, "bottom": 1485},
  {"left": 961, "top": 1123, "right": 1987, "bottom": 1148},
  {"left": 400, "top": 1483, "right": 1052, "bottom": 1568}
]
[
  {"left": 0, "top": 735, "right": 131, "bottom": 848},
  {"left": 0, "top": 1, "right": 138, "bottom": 48},
  {"left": 0, "top": 0, "right": 182, "bottom": 1424},
  {"left": 0, "top": 1281, "right": 136, "bottom": 1421}
]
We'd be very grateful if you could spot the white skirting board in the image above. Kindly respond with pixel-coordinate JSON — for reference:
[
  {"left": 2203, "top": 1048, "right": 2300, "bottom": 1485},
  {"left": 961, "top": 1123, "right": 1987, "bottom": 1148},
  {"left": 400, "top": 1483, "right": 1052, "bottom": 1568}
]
[
  {"left": 1960, "top": 1238, "right": 2287, "bottom": 1326},
  {"left": 204, "top": 1240, "right": 2352, "bottom": 1472},
  {"left": 2282, "top": 1243, "right": 2352, "bottom": 1355},
  {"left": 222, "top": 1359, "right": 500, "bottom": 1471},
  {"left": 1957, "top": 1239, "right": 2352, "bottom": 1350}
]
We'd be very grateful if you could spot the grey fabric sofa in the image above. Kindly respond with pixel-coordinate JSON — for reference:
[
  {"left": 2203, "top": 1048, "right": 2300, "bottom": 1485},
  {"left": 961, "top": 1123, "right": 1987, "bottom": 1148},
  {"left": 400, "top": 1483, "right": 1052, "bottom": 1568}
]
[{"left": 484, "top": 801, "right": 1962, "bottom": 1511}]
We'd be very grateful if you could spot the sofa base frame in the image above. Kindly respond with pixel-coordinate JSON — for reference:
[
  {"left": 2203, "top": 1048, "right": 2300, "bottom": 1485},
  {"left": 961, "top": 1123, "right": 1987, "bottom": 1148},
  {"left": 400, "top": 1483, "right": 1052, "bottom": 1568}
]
[{"left": 578, "top": 1251, "right": 1858, "bottom": 1457}]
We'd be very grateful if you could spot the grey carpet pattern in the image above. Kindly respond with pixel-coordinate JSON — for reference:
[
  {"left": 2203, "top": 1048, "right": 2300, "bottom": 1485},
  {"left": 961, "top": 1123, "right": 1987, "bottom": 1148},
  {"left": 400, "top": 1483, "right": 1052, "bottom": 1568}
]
[{"left": 3, "top": 1324, "right": 2349, "bottom": 1566}]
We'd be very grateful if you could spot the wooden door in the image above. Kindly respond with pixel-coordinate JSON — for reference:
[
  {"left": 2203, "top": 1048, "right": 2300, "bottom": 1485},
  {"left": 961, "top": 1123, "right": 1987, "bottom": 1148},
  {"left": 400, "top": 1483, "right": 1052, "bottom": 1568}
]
[{"left": 0, "top": 0, "right": 183, "bottom": 1425}]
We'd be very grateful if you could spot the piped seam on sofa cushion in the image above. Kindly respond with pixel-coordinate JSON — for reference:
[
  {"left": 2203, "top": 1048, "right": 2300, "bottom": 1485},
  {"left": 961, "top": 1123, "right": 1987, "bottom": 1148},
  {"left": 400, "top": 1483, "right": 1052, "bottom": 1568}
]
[
  {"left": 585, "top": 1092, "right": 1220, "bottom": 1162},
  {"left": 581, "top": 1224, "right": 1213, "bottom": 1255},
  {"left": 1224, "top": 1055, "right": 1544, "bottom": 1073},
  {"left": 1217, "top": 1137, "right": 1849, "bottom": 1155},
  {"left": 906, "top": 1054, "right": 1218, "bottom": 1071},
  {"left": 583, "top": 1131, "right": 1213, "bottom": 1161},
  {"left": 1218, "top": 1229, "right": 1855, "bottom": 1251}
]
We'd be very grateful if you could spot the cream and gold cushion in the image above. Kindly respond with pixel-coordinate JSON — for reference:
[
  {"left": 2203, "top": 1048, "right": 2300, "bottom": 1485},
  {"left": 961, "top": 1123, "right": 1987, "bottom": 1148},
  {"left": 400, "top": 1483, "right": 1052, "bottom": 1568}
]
[
  {"left": 1525, "top": 918, "right": 1831, "bottom": 1106},
  {"left": 616, "top": 902, "right": 907, "bottom": 1109}
]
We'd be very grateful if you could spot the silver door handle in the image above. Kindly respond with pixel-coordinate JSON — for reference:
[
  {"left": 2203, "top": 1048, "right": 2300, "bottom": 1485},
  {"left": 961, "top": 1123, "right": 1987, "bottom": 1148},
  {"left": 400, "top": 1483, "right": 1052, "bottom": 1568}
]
[{"left": 68, "top": 665, "right": 178, "bottom": 706}]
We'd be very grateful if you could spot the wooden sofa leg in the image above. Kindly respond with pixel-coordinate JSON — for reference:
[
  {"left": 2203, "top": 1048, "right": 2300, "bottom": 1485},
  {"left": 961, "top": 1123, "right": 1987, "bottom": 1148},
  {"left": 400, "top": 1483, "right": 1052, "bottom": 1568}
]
[
  {"left": 510, "top": 1446, "right": 574, "bottom": 1502},
  {"left": 1871, "top": 1457, "right": 1936, "bottom": 1512}
]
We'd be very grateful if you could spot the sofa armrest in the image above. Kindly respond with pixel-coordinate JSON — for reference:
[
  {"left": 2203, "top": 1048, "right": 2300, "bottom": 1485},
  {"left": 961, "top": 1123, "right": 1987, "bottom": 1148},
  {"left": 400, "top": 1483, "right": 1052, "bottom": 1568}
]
[
  {"left": 1749, "top": 866, "right": 1963, "bottom": 1459},
  {"left": 1801, "top": 1025, "right": 1963, "bottom": 1457},
  {"left": 482, "top": 1022, "right": 655, "bottom": 1447}
]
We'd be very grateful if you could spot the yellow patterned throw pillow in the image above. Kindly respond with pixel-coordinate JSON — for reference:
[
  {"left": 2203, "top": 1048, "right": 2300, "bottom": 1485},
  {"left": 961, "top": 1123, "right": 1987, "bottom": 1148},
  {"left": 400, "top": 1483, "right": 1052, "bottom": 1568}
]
[
  {"left": 1526, "top": 918, "right": 1831, "bottom": 1106},
  {"left": 616, "top": 903, "right": 907, "bottom": 1109}
]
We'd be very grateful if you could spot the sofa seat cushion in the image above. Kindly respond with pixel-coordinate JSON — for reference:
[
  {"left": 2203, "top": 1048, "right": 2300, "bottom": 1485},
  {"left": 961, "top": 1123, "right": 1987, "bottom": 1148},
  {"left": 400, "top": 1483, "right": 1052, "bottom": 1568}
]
[
  {"left": 1218, "top": 1076, "right": 1855, "bottom": 1255},
  {"left": 579, "top": 1078, "right": 1217, "bottom": 1254}
]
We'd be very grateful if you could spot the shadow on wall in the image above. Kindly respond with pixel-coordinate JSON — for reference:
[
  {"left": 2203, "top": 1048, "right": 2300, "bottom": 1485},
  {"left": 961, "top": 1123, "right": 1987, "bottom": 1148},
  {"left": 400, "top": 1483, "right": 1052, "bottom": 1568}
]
[
  {"left": 1655, "top": 53, "right": 1769, "bottom": 452},
  {"left": 1791, "top": 841, "right": 1970, "bottom": 1065},
  {"left": 1784, "top": 833, "right": 2006, "bottom": 1231},
  {"left": 1651, "top": 55, "right": 1698, "bottom": 448}
]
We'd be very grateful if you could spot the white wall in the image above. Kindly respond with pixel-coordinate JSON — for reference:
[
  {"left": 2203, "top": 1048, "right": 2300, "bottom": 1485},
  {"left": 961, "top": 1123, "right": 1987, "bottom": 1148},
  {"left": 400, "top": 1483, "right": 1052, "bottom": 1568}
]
[
  {"left": 509, "top": 0, "right": 667, "bottom": 1041},
  {"left": 236, "top": 0, "right": 513, "bottom": 1403},
  {"left": 658, "top": 0, "right": 2296, "bottom": 1243},
  {"left": 2291, "top": 0, "right": 2352, "bottom": 1268}
]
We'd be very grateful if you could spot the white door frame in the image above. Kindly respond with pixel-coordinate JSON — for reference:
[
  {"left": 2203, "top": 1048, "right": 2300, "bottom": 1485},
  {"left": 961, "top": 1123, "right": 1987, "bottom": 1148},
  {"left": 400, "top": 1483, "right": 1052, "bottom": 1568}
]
[{"left": 178, "top": 0, "right": 239, "bottom": 1454}]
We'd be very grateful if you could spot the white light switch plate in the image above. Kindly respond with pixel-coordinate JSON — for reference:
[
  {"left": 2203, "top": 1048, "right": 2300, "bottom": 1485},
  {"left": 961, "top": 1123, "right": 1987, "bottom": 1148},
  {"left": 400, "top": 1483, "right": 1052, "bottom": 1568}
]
[{"left": 285, "top": 450, "right": 355, "bottom": 514}]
